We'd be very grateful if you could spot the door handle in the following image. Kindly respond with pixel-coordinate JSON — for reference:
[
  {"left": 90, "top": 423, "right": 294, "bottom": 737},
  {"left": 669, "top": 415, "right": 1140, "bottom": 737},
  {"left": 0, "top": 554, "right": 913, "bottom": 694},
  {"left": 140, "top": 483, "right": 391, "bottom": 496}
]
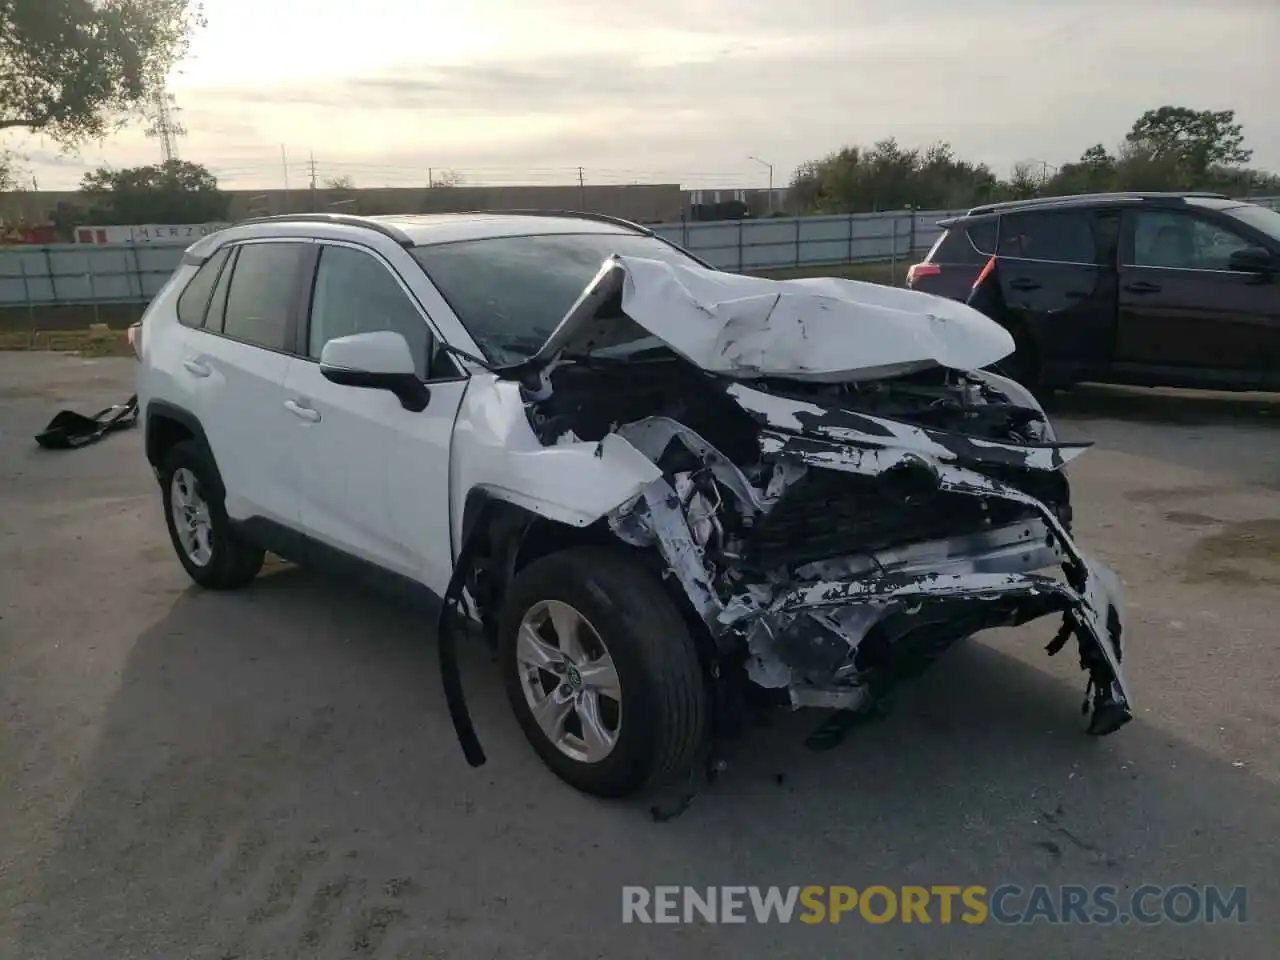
[
  {"left": 1008, "top": 278, "right": 1041, "bottom": 292},
  {"left": 284, "top": 399, "right": 321, "bottom": 423},
  {"left": 1124, "top": 281, "right": 1161, "bottom": 294},
  {"left": 182, "top": 358, "right": 211, "bottom": 378}
]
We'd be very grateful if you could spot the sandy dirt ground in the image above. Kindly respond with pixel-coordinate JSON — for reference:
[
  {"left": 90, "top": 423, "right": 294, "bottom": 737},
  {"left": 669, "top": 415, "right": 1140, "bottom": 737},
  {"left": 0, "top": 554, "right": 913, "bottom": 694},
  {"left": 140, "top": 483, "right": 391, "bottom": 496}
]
[{"left": 2, "top": 352, "right": 1279, "bottom": 959}]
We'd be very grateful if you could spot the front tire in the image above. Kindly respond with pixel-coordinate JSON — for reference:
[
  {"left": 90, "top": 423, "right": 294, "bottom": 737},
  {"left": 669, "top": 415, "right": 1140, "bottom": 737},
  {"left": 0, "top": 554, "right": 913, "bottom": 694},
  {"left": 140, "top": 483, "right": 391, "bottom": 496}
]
[
  {"left": 497, "top": 547, "right": 710, "bottom": 798},
  {"left": 160, "top": 440, "right": 264, "bottom": 590}
]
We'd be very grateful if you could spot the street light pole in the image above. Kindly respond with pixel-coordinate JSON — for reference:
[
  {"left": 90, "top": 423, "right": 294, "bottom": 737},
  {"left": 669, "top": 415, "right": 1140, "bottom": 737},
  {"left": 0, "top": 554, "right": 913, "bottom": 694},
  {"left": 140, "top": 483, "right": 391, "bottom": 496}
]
[
  {"left": 748, "top": 155, "right": 774, "bottom": 215},
  {"left": 1028, "top": 158, "right": 1059, "bottom": 188}
]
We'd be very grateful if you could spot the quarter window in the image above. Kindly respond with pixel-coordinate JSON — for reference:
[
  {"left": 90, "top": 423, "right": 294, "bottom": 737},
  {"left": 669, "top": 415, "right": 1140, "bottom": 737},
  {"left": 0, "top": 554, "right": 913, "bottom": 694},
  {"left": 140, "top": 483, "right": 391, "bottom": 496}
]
[
  {"left": 997, "top": 211, "right": 1097, "bottom": 264},
  {"left": 176, "top": 247, "right": 230, "bottom": 328},
  {"left": 1131, "top": 211, "right": 1253, "bottom": 271},
  {"left": 205, "top": 247, "right": 237, "bottom": 334},
  {"left": 308, "top": 245, "right": 433, "bottom": 379},
  {"left": 221, "top": 243, "right": 308, "bottom": 351}
]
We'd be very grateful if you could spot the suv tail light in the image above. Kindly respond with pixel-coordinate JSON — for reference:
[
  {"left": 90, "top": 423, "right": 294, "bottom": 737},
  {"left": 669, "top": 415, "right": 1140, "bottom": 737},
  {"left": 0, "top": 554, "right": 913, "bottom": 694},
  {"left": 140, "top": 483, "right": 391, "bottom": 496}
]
[
  {"left": 127, "top": 322, "right": 142, "bottom": 360},
  {"left": 906, "top": 262, "right": 941, "bottom": 287}
]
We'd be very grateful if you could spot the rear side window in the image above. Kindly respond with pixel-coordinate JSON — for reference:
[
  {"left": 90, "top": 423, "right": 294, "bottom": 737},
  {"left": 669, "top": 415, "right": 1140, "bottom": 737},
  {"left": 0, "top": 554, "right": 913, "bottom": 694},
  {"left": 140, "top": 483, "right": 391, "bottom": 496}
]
[
  {"left": 221, "top": 243, "right": 309, "bottom": 351},
  {"left": 929, "top": 222, "right": 995, "bottom": 264},
  {"left": 998, "top": 211, "right": 1096, "bottom": 264},
  {"left": 205, "top": 247, "right": 238, "bottom": 333},
  {"left": 176, "top": 248, "right": 230, "bottom": 328}
]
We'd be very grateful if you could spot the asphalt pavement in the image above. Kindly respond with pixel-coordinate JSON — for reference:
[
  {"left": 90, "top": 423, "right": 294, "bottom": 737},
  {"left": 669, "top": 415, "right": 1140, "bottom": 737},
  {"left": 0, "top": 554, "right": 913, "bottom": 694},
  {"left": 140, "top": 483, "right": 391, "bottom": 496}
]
[{"left": 2, "top": 352, "right": 1278, "bottom": 959}]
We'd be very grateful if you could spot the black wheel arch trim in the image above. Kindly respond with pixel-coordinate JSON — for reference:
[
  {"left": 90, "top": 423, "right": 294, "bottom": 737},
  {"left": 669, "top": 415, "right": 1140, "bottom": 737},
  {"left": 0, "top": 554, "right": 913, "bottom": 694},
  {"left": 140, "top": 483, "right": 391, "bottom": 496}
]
[{"left": 145, "top": 399, "right": 226, "bottom": 501}]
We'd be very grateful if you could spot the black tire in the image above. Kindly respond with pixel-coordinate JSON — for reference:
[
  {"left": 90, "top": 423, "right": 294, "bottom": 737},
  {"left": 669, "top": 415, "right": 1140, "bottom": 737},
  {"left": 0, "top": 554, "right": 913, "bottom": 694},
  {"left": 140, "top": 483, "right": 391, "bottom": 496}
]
[
  {"left": 497, "top": 547, "right": 710, "bottom": 798},
  {"left": 995, "top": 324, "right": 1041, "bottom": 391},
  {"left": 159, "top": 440, "right": 264, "bottom": 590}
]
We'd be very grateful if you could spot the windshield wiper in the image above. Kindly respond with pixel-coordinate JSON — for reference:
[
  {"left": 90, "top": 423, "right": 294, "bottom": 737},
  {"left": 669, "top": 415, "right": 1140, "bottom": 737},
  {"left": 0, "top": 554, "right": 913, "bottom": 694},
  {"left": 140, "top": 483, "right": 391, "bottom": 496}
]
[{"left": 438, "top": 341, "right": 495, "bottom": 370}]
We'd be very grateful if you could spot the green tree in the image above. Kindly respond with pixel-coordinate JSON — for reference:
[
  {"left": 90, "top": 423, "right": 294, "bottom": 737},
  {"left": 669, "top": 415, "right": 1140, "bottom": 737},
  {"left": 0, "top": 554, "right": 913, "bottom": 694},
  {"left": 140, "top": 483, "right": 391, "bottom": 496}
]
[
  {"left": 78, "top": 159, "right": 229, "bottom": 223},
  {"left": 429, "top": 168, "right": 464, "bottom": 188},
  {"left": 0, "top": 150, "right": 22, "bottom": 190},
  {"left": 788, "top": 105, "right": 1274, "bottom": 214},
  {"left": 1124, "top": 106, "right": 1251, "bottom": 184},
  {"left": 0, "top": 0, "right": 203, "bottom": 143}
]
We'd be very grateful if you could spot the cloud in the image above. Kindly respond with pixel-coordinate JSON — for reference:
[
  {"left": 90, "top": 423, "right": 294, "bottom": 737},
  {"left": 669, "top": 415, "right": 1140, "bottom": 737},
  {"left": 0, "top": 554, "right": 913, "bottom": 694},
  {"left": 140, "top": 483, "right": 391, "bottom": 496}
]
[{"left": 7, "top": 0, "right": 1279, "bottom": 190}]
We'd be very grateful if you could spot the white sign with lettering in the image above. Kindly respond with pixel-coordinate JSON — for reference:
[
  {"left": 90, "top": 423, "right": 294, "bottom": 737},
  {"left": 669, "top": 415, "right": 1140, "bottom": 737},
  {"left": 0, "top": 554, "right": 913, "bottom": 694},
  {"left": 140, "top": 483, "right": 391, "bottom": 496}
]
[{"left": 75, "top": 223, "right": 232, "bottom": 245}]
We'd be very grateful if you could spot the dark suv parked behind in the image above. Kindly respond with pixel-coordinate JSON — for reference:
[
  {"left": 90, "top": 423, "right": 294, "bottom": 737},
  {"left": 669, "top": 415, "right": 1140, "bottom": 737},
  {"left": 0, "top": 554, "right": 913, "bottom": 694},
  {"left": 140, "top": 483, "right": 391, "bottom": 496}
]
[{"left": 906, "top": 192, "right": 1280, "bottom": 392}]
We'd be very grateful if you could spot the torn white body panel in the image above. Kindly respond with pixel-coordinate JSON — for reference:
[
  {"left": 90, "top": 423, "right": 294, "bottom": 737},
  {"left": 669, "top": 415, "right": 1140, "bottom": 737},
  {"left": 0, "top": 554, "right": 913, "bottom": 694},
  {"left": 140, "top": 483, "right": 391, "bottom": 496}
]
[
  {"left": 532, "top": 255, "right": 1016, "bottom": 381},
  {"left": 448, "top": 374, "right": 661, "bottom": 545}
]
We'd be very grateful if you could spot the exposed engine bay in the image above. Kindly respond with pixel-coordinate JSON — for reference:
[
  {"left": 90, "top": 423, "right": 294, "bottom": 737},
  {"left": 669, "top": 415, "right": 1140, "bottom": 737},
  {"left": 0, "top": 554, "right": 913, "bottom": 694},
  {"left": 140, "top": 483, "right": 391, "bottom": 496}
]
[{"left": 520, "top": 352, "right": 1130, "bottom": 735}]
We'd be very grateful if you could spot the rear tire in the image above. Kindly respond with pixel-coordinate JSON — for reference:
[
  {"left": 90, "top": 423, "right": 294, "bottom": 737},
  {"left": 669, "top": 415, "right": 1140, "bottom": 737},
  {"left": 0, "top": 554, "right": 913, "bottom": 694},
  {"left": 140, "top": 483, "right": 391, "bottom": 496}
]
[
  {"left": 995, "top": 325, "right": 1042, "bottom": 391},
  {"left": 498, "top": 547, "right": 710, "bottom": 798},
  {"left": 160, "top": 440, "right": 264, "bottom": 590}
]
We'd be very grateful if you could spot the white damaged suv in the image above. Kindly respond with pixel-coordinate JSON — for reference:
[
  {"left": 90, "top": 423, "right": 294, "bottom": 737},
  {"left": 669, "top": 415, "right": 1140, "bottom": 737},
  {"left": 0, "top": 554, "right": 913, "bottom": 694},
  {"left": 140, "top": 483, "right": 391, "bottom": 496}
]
[{"left": 134, "top": 211, "right": 1132, "bottom": 799}]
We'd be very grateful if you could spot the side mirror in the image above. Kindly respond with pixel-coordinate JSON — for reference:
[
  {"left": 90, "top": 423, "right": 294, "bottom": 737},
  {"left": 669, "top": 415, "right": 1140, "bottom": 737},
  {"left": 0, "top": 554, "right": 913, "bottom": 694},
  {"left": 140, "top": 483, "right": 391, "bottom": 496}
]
[
  {"left": 1227, "top": 246, "right": 1276, "bottom": 276},
  {"left": 319, "top": 331, "right": 430, "bottom": 412}
]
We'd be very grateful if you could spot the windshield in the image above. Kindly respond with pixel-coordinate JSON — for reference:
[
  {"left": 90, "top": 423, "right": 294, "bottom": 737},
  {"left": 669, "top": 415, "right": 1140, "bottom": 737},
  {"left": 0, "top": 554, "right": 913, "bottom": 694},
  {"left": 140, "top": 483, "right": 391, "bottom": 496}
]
[
  {"left": 412, "top": 231, "right": 703, "bottom": 364},
  {"left": 1223, "top": 203, "right": 1280, "bottom": 242}
]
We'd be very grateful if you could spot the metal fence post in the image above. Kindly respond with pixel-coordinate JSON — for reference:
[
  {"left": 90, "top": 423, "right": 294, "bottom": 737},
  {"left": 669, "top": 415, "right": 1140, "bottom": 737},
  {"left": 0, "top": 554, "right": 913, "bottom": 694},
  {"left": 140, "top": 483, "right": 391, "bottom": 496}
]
[
  {"left": 88, "top": 254, "right": 100, "bottom": 325},
  {"left": 737, "top": 219, "right": 744, "bottom": 272},
  {"left": 42, "top": 245, "right": 55, "bottom": 306},
  {"left": 890, "top": 218, "right": 899, "bottom": 285},
  {"left": 908, "top": 206, "right": 917, "bottom": 256},
  {"left": 132, "top": 242, "right": 145, "bottom": 302},
  {"left": 20, "top": 255, "right": 32, "bottom": 329},
  {"left": 847, "top": 214, "right": 854, "bottom": 263}
]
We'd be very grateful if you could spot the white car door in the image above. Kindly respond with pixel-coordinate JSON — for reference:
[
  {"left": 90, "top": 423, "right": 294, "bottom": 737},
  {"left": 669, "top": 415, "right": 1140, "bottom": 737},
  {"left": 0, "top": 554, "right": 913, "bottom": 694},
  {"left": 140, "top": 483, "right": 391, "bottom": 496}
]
[
  {"left": 281, "top": 241, "right": 467, "bottom": 593},
  {"left": 180, "top": 239, "right": 312, "bottom": 527}
]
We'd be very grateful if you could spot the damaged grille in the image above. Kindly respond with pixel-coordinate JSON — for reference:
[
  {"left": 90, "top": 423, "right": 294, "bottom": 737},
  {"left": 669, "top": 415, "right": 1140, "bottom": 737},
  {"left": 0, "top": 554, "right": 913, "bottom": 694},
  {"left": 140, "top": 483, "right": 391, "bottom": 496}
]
[{"left": 745, "top": 464, "right": 1068, "bottom": 570}]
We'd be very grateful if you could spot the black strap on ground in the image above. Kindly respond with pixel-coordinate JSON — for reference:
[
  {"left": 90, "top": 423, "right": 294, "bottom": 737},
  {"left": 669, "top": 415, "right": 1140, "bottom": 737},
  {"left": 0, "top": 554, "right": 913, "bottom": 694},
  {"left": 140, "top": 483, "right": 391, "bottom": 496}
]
[
  {"left": 436, "top": 503, "right": 490, "bottom": 768},
  {"left": 35, "top": 394, "right": 139, "bottom": 450}
]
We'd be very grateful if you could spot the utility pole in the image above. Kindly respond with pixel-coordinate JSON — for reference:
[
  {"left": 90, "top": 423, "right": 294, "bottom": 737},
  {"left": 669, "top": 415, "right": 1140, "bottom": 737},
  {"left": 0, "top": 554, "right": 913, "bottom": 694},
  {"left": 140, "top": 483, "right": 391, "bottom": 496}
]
[
  {"left": 309, "top": 152, "right": 318, "bottom": 212},
  {"left": 1029, "top": 158, "right": 1058, "bottom": 188},
  {"left": 428, "top": 167, "right": 433, "bottom": 188},
  {"left": 577, "top": 166, "right": 585, "bottom": 210},
  {"left": 748, "top": 155, "right": 774, "bottom": 215},
  {"left": 280, "top": 145, "right": 290, "bottom": 211}
]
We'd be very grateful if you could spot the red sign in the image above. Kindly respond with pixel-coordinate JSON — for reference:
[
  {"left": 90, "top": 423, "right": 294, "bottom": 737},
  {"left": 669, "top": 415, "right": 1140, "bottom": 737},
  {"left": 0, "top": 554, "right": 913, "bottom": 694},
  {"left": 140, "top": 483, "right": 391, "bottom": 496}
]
[{"left": 0, "top": 223, "right": 57, "bottom": 244}]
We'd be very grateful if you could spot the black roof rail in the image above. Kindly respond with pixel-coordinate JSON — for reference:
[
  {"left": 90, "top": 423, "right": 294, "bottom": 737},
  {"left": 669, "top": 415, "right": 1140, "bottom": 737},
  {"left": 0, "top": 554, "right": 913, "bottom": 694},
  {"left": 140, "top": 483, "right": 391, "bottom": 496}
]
[
  {"left": 965, "top": 191, "right": 1231, "bottom": 217},
  {"left": 462, "top": 208, "right": 656, "bottom": 235},
  {"left": 232, "top": 212, "right": 414, "bottom": 245}
]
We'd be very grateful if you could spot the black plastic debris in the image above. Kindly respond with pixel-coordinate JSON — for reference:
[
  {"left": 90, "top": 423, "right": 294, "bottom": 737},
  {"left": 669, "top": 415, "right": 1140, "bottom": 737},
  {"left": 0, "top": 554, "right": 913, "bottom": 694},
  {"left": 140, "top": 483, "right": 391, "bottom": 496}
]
[{"left": 35, "top": 395, "right": 138, "bottom": 450}]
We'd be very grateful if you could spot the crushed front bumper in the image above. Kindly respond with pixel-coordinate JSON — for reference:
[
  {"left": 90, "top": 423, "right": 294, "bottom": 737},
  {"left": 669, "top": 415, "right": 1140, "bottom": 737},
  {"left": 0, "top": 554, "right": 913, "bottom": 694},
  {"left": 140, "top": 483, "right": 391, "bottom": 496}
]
[{"left": 727, "top": 431, "right": 1133, "bottom": 735}]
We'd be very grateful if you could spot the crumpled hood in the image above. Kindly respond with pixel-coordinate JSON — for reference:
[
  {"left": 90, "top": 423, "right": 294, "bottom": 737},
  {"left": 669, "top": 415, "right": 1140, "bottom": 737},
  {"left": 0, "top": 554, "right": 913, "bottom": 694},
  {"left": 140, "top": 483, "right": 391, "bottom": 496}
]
[{"left": 530, "top": 255, "right": 1015, "bottom": 383}]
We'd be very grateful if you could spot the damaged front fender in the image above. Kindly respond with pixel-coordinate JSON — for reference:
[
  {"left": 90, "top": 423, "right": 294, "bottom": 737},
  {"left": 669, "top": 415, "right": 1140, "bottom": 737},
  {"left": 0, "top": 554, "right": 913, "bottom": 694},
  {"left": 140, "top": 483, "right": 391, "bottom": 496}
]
[{"left": 448, "top": 375, "right": 663, "bottom": 544}]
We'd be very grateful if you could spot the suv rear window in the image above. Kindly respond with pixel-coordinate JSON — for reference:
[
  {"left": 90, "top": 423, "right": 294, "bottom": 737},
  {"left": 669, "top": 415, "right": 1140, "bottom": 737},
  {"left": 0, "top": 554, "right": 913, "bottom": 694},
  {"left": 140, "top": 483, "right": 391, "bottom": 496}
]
[
  {"left": 176, "top": 248, "right": 230, "bottom": 328},
  {"left": 997, "top": 211, "right": 1096, "bottom": 264},
  {"left": 928, "top": 221, "right": 996, "bottom": 264}
]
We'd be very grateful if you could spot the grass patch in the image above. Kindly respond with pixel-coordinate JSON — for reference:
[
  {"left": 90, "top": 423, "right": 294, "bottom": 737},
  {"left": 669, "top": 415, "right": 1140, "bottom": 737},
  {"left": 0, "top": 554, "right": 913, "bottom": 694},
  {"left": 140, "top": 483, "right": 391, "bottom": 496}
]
[
  {"left": 747, "top": 259, "right": 907, "bottom": 285},
  {"left": 0, "top": 327, "right": 134, "bottom": 358}
]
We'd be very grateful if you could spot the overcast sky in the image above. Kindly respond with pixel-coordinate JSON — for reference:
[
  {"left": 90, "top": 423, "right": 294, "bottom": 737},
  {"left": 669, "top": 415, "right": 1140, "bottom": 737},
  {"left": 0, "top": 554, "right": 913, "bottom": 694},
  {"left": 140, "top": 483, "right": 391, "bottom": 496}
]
[{"left": 7, "top": 0, "right": 1279, "bottom": 191}]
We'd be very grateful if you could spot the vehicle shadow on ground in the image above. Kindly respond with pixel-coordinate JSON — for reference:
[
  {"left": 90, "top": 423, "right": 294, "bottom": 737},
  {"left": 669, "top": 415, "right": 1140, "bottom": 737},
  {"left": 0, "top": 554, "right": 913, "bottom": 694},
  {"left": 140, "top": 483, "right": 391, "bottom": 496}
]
[
  {"left": 1047, "top": 384, "right": 1280, "bottom": 428},
  {"left": 18, "top": 565, "right": 1279, "bottom": 960}
]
